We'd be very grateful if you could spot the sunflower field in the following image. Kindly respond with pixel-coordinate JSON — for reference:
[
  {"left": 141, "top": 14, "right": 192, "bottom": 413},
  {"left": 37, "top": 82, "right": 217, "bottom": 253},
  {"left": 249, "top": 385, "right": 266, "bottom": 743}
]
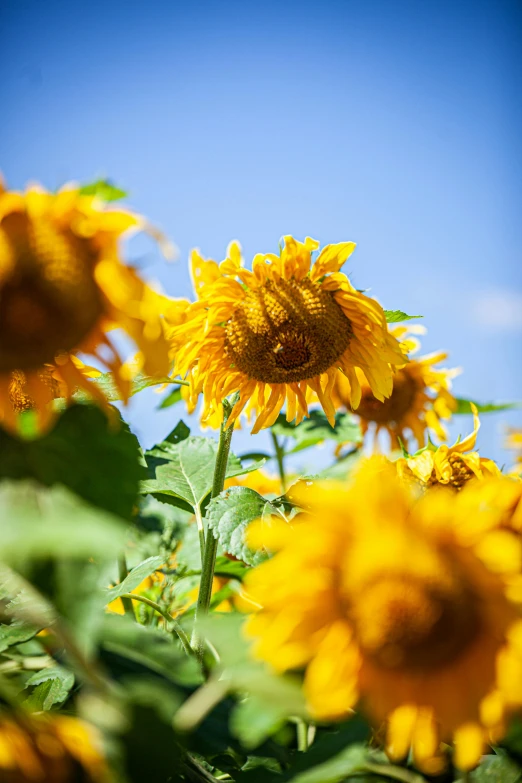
[{"left": 1, "top": 176, "right": 522, "bottom": 783}]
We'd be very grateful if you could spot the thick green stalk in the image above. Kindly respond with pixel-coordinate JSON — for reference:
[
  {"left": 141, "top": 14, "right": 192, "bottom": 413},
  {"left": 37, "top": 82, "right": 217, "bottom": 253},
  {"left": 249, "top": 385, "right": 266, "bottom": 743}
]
[{"left": 191, "top": 395, "right": 237, "bottom": 664}]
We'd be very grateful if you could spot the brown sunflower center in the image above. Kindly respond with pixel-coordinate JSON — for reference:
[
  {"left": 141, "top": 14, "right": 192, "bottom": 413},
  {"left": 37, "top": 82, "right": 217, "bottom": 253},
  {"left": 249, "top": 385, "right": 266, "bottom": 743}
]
[
  {"left": 428, "top": 454, "right": 476, "bottom": 490},
  {"left": 355, "top": 366, "right": 419, "bottom": 424},
  {"left": 224, "top": 277, "right": 352, "bottom": 383},
  {"left": 351, "top": 572, "right": 479, "bottom": 671},
  {"left": 0, "top": 212, "right": 103, "bottom": 372}
]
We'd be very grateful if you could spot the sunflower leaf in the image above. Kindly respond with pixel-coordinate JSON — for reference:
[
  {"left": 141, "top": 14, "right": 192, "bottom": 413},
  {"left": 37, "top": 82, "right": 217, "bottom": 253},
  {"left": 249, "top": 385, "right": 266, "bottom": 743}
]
[
  {"left": 453, "top": 398, "right": 522, "bottom": 415},
  {"left": 272, "top": 411, "right": 361, "bottom": 453},
  {"left": 158, "top": 387, "right": 183, "bottom": 409},
  {"left": 74, "top": 371, "right": 177, "bottom": 403},
  {"left": 384, "top": 310, "right": 423, "bottom": 323},
  {"left": 141, "top": 431, "right": 265, "bottom": 515},
  {"left": 105, "top": 556, "right": 165, "bottom": 604},
  {"left": 0, "top": 480, "right": 126, "bottom": 566},
  {"left": 0, "top": 404, "right": 143, "bottom": 520},
  {"left": 24, "top": 666, "right": 75, "bottom": 710},
  {"left": 205, "top": 486, "right": 285, "bottom": 566},
  {"left": 79, "top": 178, "right": 128, "bottom": 202}
]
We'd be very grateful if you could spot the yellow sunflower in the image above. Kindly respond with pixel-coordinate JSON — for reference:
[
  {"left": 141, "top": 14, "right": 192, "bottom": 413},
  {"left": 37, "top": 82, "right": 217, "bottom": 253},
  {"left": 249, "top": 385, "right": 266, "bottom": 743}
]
[
  {"left": 225, "top": 468, "right": 284, "bottom": 497},
  {"left": 396, "top": 404, "right": 501, "bottom": 490},
  {"left": 332, "top": 326, "right": 459, "bottom": 450},
  {"left": 0, "top": 178, "right": 171, "bottom": 430},
  {"left": 167, "top": 237, "right": 406, "bottom": 433},
  {"left": 0, "top": 713, "right": 108, "bottom": 782},
  {"left": 244, "top": 458, "right": 522, "bottom": 772},
  {"left": 506, "top": 429, "right": 522, "bottom": 476}
]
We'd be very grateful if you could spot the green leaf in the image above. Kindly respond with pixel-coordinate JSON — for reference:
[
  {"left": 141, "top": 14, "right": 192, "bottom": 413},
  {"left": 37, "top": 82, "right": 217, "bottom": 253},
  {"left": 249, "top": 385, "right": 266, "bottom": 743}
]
[
  {"left": 461, "top": 754, "right": 522, "bottom": 783},
  {"left": 453, "top": 398, "right": 522, "bottom": 415},
  {"left": 271, "top": 411, "right": 361, "bottom": 454},
  {"left": 100, "top": 614, "right": 201, "bottom": 687},
  {"left": 213, "top": 555, "right": 250, "bottom": 581},
  {"left": 158, "top": 387, "right": 183, "bottom": 409},
  {"left": 0, "top": 404, "right": 143, "bottom": 520},
  {"left": 79, "top": 372, "right": 178, "bottom": 403},
  {"left": 206, "top": 487, "right": 285, "bottom": 566},
  {"left": 383, "top": 310, "right": 423, "bottom": 323},
  {"left": 0, "top": 620, "right": 39, "bottom": 652},
  {"left": 0, "top": 480, "right": 126, "bottom": 565},
  {"left": 178, "top": 614, "right": 307, "bottom": 747},
  {"left": 78, "top": 178, "right": 128, "bottom": 201},
  {"left": 105, "top": 556, "right": 164, "bottom": 603},
  {"left": 141, "top": 431, "right": 265, "bottom": 514},
  {"left": 24, "top": 666, "right": 74, "bottom": 710}
]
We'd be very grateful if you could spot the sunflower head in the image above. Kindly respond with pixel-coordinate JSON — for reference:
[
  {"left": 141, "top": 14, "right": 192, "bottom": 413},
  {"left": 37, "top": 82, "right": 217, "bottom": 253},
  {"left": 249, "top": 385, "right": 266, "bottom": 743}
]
[
  {"left": 244, "top": 458, "right": 522, "bottom": 772},
  {"left": 0, "top": 713, "right": 108, "bottom": 782},
  {"left": 333, "top": 326, "right": 458, "bottom": 450},
  {"left": 168, "top": 237, "right": 406, "bottom": 432},
  {"left": 0, "top": 179, "right": 171, "bottom": 430},
  {"left": 397, "top": 404, "right": 501, "bottom": 490}
]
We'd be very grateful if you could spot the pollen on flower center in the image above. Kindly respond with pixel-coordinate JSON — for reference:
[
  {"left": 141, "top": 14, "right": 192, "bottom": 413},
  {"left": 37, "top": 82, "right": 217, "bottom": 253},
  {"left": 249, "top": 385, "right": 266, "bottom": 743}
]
[
  {"left": 224, "top": 277, "right": 352, "bottom": 384},
  {"left": 356, "top": 367, "right": 419, "bottom": 424},
  {"left": 351, "top": 573, "right": 479, "bottom": 670},
  {"left": 0, "top": 212, "right": 103, "bottom": 372}
]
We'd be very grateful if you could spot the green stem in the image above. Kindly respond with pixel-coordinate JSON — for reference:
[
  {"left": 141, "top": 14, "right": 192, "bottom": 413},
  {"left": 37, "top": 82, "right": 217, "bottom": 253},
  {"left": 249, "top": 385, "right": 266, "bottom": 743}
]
[
  {"left": 194, "top": 506, "right": 206, "bottom": 566},
  {"left": 296, "top": 718, "right": 309, "bottom": 752},
  {"left": 191, "top": 395, "right": 237, "bottom": 664},
  {"left": 118, "top": 555, "right": 135, "bottom": 619},
  {"left": 270, "top": 431, "right": 287, "bottom": 494},
  {"left": 120, "top": 593, "right": 193, "bottom": 656}
]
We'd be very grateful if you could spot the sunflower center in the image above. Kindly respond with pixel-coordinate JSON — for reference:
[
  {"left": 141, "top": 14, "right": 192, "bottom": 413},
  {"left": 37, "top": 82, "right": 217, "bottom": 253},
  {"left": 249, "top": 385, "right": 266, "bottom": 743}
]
[
  {"left": 0, "top": 213, "right": 103, "bottom": 372},
  {"left": 355, "top": 366, "right": 419, "bottom": 424},
  {"left": 224, "top": 277, "right": 352, "bottom": 383},
  {"left": 428, "top": 454, "right": 476, "bottom": 490},
  {"left": 351, "top": 573, "right": 479, "bottom": 670}
]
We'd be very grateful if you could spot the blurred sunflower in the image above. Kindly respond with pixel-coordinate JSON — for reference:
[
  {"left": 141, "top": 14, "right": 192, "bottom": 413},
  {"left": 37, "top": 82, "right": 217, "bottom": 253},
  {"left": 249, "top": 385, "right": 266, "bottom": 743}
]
[
  {"left": 0, "top": 178, "right": 171, "bottom": 430},
  {"left": 506, "top": 429, "right": 522, "bottom": 476},
  {"left": 332, "top": 326, "right": 459, "bottom": 450},
  {"left": 397, "top": 404, "right": 500, "bottom": 490},
  {"left": 167, "top": 237, "right": 406, "bottom": 432},
  {"left": 0, "top": 713, "right": 108, "bottom": 782},
  {"left": 244, "top": 458, "right": 522, "bottom": 773},
  {"left": 225, "top": 469, "right": 283, "bottom": 497}
]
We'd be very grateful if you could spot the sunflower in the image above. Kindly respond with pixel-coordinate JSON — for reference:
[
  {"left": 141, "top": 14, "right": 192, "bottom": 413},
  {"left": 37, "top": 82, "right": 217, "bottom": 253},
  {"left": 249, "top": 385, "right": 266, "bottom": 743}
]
[
  {"left": 225, "top": 469, "right": 284, "bottom": 497},
  {"left": 332, "top": 326, "right": 459, "bottom": 451},
  {"left": 0, "top": 178, "right": 171, "bottom": 431},
  {"left": 396, "top": 404, "right": 501, "bottom": 490},
  {"left": 506, "top": 429, "right": 522, "bottom": 476},
  {"left": 0, "top": 712, "right": 108, "bottom": 782},
  {"left": 167, "top": 237, "right": 406, "bottom": 433},
  {"left": 244, "top": 458, "right": 522, "bottom": 772}
]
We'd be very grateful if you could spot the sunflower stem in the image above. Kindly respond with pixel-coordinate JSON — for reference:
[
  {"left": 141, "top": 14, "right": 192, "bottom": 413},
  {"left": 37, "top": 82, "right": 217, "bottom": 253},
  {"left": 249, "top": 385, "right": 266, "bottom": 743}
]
[
  {"left": 191, "top": 394, "right": 238, "bottom": 667},
  {"left": 270, "top": 431, "right": 287, "bottom": 494},
  {"left": 296, "top": 718, "right": 309, "bottom": 752},
  {"left": 120, "top": 593, "right": 193, "bottom": 656},
  {"left": 118, "top": 555, "right": 136, "bottom": 619}
]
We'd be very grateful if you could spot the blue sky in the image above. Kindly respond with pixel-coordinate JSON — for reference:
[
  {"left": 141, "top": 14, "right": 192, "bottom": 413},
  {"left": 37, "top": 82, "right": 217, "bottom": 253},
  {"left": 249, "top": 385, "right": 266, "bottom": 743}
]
[{"left": 2, "top": 0, "right": 521, "bottom": 469}]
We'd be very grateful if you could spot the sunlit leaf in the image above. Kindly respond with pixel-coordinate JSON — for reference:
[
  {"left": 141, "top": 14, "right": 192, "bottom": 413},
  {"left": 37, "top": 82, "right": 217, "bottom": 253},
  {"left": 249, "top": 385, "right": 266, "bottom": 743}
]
[
  {"left": 78, "top": 178, "right": 128, "bottom": 202},
  {"left": 272, "top": 411, "right": 361, "bottom": 453},
  {"left": 206, "top": 487, "right": 284, "bottom": 566},
  {"left": 105, "top": 556, "right": 165, "bottom": 603},
  {"left": 383, "top": 310, "right": 423, "bottom": 323},
  {"left": 141, "top": 425, "right": 265, "bottom": 514},
  {"left": 453, "top": 397, "right": 522, "bottom": 415}
]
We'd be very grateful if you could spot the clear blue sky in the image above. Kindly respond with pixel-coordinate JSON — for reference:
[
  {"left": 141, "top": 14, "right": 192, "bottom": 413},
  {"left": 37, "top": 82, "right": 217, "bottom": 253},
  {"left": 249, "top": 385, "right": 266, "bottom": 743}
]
[{"left": 2, "top": 0, "right": 521, "bottom": 468}]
